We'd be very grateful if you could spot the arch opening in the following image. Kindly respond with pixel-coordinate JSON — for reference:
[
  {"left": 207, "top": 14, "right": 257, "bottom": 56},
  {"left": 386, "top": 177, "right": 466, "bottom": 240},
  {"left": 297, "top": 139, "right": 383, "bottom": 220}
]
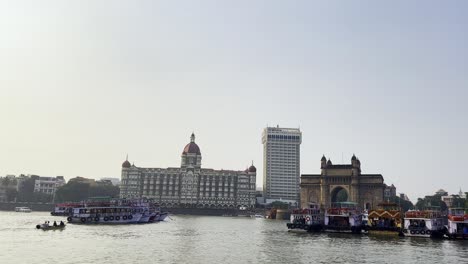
[{"left": 331, "top": 187, "right": 348, "bottom": 203}]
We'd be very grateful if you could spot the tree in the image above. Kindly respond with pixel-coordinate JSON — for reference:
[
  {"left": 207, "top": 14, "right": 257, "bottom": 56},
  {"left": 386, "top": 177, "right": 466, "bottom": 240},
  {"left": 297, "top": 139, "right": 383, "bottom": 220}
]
[
  {"left": 16, "top": 176, "right": 53, "bottom": 203},
  {"left": 55, "top": 182, "right": 90, "bottom": 202},
  {"left": 6, "top": 189, "right": 18, "bottom": 202},
  {"left": 415, "top": 194, "right": 447, "bottom": 211},
  {"left": 55, "top": 181, "right": 120, "bottom": 202},
  {"left": 388, "top": 196, "right": 414, "bottom": 212}
]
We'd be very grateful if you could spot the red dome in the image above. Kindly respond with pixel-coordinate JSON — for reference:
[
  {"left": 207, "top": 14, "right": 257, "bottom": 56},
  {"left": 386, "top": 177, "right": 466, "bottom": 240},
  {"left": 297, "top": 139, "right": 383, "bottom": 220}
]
[
  {"left": 182, "top": 142, "right": 201, "bottom": 155},
  {"left": 248, "top": 165, "right": 256, "bottom": 173},
  {"left": 122, "top": 160, "right": 131, "bottom": 168}
]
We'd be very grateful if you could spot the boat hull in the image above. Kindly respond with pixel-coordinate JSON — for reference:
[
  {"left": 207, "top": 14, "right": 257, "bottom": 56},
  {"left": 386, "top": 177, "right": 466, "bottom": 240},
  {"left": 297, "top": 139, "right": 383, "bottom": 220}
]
[
  {"left": 68, "top": 214, "right": 143, "bottom": 224},
  {"left": 287, "top": 223, "right": 323, "bottom": 232}
]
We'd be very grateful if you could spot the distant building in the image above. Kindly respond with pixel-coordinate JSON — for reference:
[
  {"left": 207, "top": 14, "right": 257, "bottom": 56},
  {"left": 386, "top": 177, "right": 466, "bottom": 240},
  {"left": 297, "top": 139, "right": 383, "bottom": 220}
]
[
  {"left": 34, "top": 176, "right": 66, "bottom": 195},
  {"left": 68, "top": 176, "right": 96, "bottom": 185},
  {"left": 100, "top": 177, "right": 121, "bottom": 186},
  {"left": 435, "top": 189, "right": 448, "bottom": 196},
  {"left": 262, "top": 126, "right": 302, "bottom": 205},
  {"left": 384, "top": 184, "right": 397, "bottom": 199},
  {"left": 441, "top": 189, "right": 466, "bottom": 207},
  {"left": 399, "top": 193, "right": 410, "bottom": 201},
  {"left": 301, "top": 155, "right": 384, "bottom": 210},
  {"left": 120, "top": 133, "right": 257, "bottom": 209}
]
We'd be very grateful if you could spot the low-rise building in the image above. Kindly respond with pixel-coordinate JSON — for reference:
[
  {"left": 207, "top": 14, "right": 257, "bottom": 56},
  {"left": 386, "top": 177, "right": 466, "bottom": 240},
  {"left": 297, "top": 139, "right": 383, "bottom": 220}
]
[{"left": 34, "top": 176, "right": 66, "bottom": 195}]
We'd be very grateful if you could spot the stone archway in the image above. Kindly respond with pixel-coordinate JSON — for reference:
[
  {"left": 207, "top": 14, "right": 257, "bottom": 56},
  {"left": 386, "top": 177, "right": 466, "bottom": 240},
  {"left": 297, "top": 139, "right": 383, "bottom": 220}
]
[{"left": 331, "top": 186, "right": 349, "bottom": 203}]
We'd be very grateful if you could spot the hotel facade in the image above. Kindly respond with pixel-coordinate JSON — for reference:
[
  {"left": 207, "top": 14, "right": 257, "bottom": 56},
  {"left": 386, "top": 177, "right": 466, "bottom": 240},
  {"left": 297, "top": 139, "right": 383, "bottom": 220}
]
[{"left": 120, "top": 134, "right": 257, "bottom": 209}]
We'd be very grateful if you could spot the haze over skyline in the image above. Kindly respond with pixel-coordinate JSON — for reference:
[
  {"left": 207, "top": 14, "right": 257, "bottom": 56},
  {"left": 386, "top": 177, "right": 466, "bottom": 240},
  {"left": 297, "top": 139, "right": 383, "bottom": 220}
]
[{"left": 1, "top": 1, "right": 467, "bottom": 202}]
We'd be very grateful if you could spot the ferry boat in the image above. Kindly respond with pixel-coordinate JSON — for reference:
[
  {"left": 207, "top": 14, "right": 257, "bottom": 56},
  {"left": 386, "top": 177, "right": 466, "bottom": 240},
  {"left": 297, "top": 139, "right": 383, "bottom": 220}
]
[
  {"left": 287, "top": 203, "right": 324, "bottom": 232},
  {"left": 446, "top": 207, "right": 468, "bottom": 239},
  {"left": 324, "top": 202, "right": 363, "bottom": 234},
  {"left": 67, "top": 206, "right": 144, "bottom": 224},
  {"left": 15, "top": 207, "right": 32, "bottom": 213},
  {"left": 50, "top": 203, "right": 82, "bottom": 216},
  {"left": 402, "top": 209, "right": 447, "bottom": 238},
  {"left": 66, "top": 198, "right": 159, "bottom": 224},
  {"left": 367, "top": 202, "right": 403, "bottom": 236}
]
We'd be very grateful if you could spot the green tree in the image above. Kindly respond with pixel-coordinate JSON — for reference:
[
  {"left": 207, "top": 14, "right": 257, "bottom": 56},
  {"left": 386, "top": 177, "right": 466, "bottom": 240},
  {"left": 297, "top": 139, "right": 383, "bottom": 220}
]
[
  {"left": 55, "top": 181, "right": 120, "bottom": 202},
  {"left": 415, "top": 194, "right": 447, "bottom": 211},
  {"left": 17, "top": 177, "right": 36, "bottom": 202},
  {"left": 6, "top": 189, "right": 18, "bottom": 202},
  {"left": 388, "top": 196, "right": 414, "bottom": 212},
  {"left": 55, "top": 182, "right": 90, "bottom": 202}
]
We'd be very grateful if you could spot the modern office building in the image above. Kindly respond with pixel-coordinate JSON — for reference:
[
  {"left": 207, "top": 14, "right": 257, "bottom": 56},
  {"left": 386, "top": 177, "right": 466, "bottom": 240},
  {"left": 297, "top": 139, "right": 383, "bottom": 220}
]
[
  {"left": 120, "top": 133, "right": 257, "bottom": 209},
  {"left": 262, "top": 126, "right": 302, "bottom": 205}
]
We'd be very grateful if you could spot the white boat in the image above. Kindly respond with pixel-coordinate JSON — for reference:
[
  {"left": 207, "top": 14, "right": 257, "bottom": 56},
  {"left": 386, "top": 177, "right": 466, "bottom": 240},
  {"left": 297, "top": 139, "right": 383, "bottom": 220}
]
[
  {"left": 66, "top": 198, "right": 164, "bottom": 224},
  {"left": 446, "top": 207, "right": 468, "bottom": 239},
  {"left": 324, "top": 202, "right": 363, "bottom": 234},
  {"left": 287, "top": 203, "right": 324, "bottom": 232},
  {"left": 67, "top": 206, "right": 143, "bottom": 224},
  {"left": 402, "top": 209, "right": 446, "bottom": 238},
  {"left": 15, "top": 207, "right": 32, "bottom": 213}
]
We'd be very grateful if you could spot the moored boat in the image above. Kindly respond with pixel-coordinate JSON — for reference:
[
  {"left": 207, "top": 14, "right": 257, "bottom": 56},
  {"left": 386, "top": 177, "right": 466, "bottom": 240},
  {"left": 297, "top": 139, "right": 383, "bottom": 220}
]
[
  {"left": 367, "top": 202, "right": 403, "bottom": 236},
  {"left": 287, "top": 203, "right": 324, "bottom": 232},
  {"left": 402, "top": 209, "right": 447, "bottom": 238},
  {"left": 324, "top": 202, "right": 363, "bottom": 234},
  {"left": 446, "top": 207, "right": 468, "bottom": 239}
]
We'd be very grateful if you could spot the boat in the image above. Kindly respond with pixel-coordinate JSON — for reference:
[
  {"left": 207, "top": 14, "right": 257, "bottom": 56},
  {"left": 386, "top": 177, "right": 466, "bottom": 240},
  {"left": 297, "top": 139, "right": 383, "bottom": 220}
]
[
  {"left": 66, "top": 198, "right": 161, "bottom": 224},
  {"left": 446, "top": 207, "right": 468, "bottom": 239},
  {"left": 367, "top": 202, "right": 403, "bottom": 236},
  {"left": 154, "top": 211, "right": 169, "bottom": 221},
  {"left": 402, "top": 208, "right": 447, "bottom": 238},
  {"left": 36, "top": 223, "right": 66, "bottom": 230},
  {"left": 15, "top": 207, "right": 32, "bottom": 213},
  {"left": 324, "top": 202, "right": 363, "bottom": 234},
  {"left": 50, "top": 203, "right": 81, "bottom": 216},
  {"left": 287, "top": 203, "right": 324, "bottom": 232}
]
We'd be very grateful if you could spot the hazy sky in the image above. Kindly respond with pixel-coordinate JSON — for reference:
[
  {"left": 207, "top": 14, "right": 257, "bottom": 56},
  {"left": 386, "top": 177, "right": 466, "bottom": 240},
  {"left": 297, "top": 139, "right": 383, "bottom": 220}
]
[{"left": 1, "top": 1, "right": 467, "bottom": 202}]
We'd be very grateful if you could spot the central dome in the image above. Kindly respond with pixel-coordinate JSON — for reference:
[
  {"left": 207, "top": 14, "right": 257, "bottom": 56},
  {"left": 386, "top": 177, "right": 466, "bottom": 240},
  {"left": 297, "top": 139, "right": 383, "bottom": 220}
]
[{"left": 182, "top": 133, "right": 201, "bottom": 155}]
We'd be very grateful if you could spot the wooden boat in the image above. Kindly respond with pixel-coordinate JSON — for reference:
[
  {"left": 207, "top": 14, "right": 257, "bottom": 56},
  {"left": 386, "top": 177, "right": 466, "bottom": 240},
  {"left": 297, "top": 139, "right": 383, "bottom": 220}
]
[{"left": 367, "top": 202, "right": 403, "bottom": 236}]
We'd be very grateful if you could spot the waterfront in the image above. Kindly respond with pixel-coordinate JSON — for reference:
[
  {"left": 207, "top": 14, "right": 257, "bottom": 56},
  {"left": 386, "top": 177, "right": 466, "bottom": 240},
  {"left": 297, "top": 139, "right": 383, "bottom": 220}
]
[{"left": 0, "top": 212, "right": 467, "bottom": 264}]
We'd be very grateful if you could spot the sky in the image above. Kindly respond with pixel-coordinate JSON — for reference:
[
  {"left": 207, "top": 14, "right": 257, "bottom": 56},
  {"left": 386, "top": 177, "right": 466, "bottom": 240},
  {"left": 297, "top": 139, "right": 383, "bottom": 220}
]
[{"left": 0, "top": 1, "right": 467, "bottom": 202}]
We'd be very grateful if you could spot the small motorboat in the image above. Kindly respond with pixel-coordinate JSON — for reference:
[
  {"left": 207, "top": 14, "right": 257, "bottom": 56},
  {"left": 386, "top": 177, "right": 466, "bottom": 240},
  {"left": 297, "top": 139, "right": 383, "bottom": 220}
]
[{"left": 36, "top": 223, "right": 66, "bottom": 230}]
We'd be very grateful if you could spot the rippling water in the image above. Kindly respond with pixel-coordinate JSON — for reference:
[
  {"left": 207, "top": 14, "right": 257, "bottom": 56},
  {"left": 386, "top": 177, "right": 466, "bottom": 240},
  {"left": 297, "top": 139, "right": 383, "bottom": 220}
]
[{"left": 0, "top": 211, "right": 467, "bottom": 264}]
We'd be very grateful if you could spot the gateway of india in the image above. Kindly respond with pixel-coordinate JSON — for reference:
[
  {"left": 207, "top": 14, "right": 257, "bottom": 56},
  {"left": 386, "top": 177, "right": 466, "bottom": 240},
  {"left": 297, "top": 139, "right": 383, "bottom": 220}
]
[
  {"left": 300, "top": 154, "right": 384, "bottom": 209},
  {"left": 120, "top": 133, "right": 257, "bottom": 209}
]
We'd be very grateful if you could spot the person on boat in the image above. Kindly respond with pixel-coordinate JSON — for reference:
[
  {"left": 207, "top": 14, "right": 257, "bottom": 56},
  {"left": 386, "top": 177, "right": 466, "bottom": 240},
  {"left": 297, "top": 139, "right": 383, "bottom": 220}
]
[
  {"left": 60, "top": 221, "right": 65, "bottom": 226},
  {"left": 53, "top": 221, "right": 57, "bottom": 227}
]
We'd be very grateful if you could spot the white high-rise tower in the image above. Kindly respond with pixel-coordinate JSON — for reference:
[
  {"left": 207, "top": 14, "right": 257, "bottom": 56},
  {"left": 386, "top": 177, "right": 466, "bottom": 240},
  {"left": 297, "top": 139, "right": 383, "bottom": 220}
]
[{"left": 262, "top": 126, "right": 302, "bottom": 205}]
